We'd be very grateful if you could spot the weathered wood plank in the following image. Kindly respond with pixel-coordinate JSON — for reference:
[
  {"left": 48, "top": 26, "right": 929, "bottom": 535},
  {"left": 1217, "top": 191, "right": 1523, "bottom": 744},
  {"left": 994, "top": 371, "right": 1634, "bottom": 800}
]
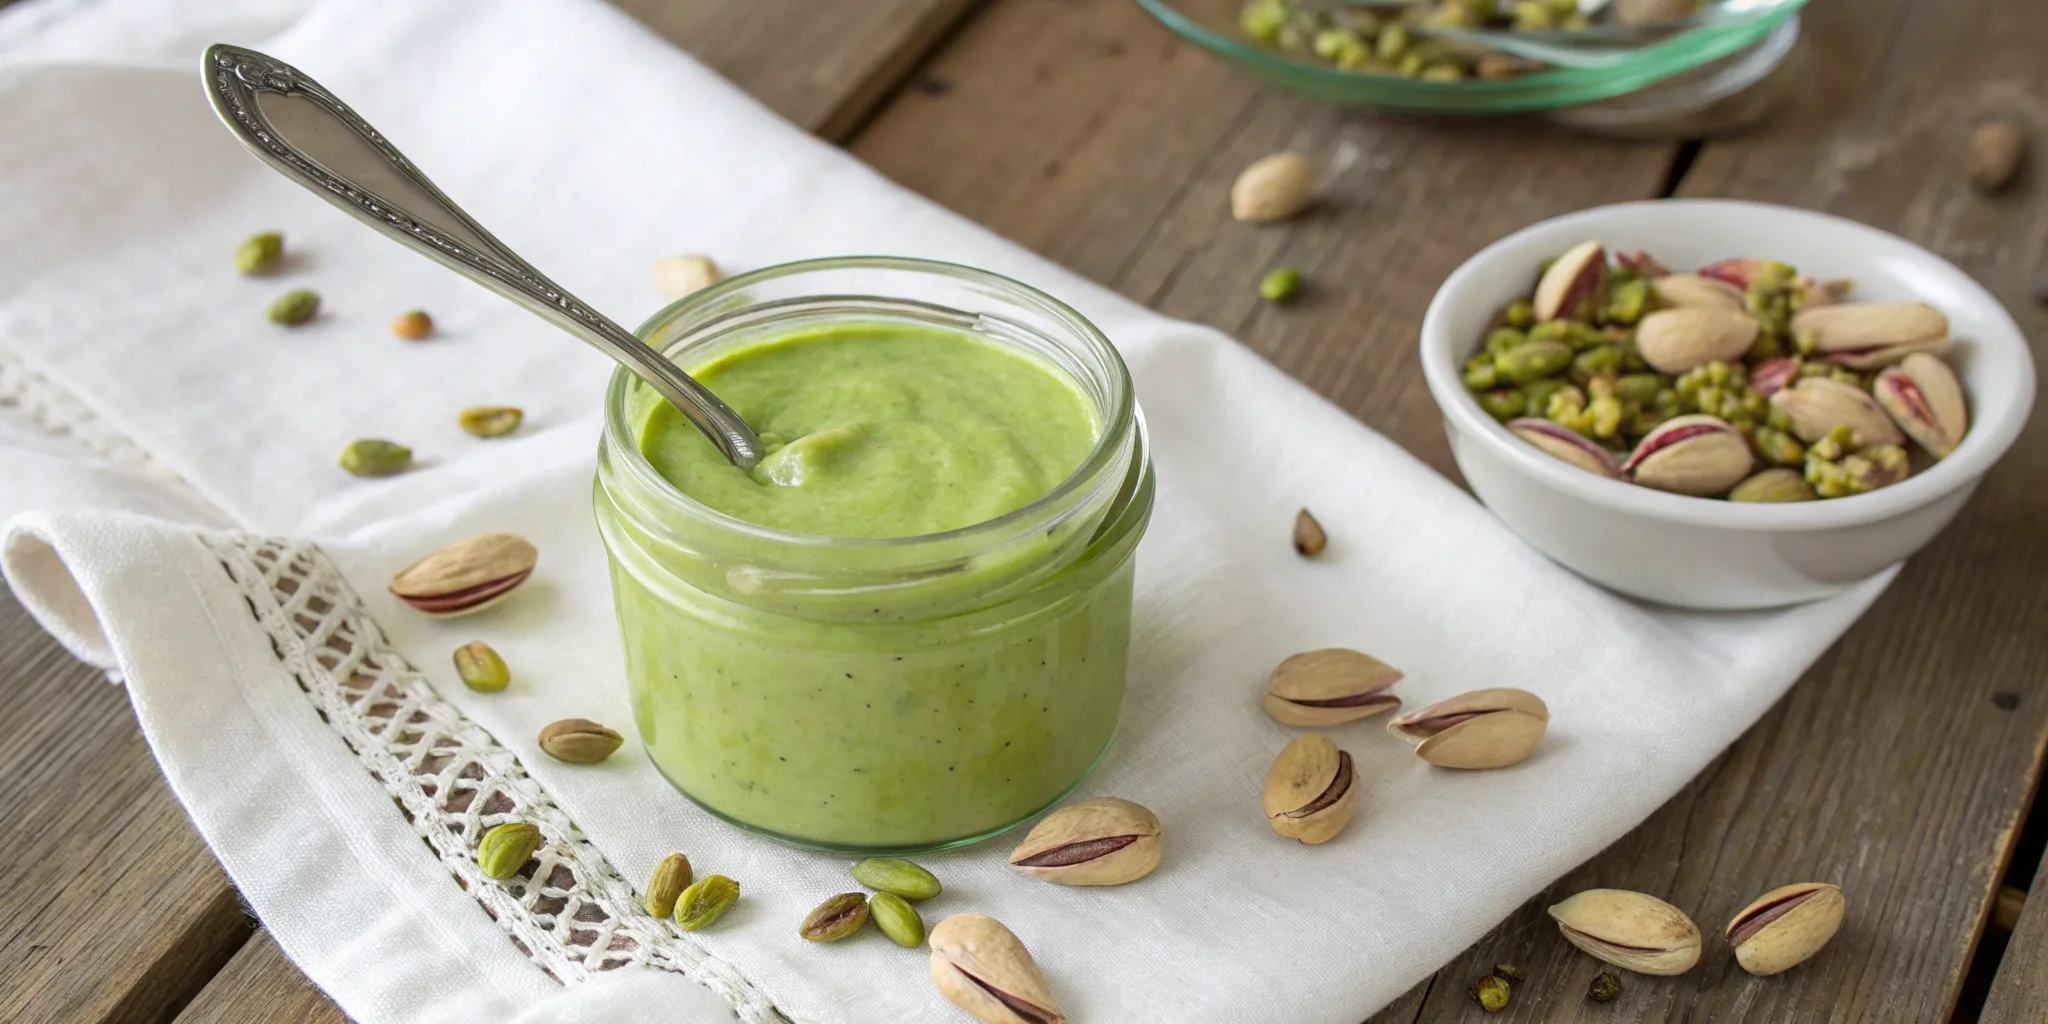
[
  {"left": 1988, "top": 867, "right": 2048, "bottom": 1022},
  {"left": 174, "top": 931, "right": 348, "bottom": 1024},
  {"left": 0, "top": 584, "right": 253, "bottom": 1023}
]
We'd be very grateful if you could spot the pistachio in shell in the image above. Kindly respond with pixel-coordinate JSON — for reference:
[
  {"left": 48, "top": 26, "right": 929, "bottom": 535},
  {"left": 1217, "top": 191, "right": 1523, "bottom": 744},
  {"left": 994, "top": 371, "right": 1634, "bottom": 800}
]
[
  {"left": 1873, "top": 352, "right": 1968, "bottom": 458},
  {"left": 1262, "top": 648, "right": 1402, "bottom": 727},
  {"left": 389, "top": 532, "right": 537, "bottom": 617},
  {"left": 1007, "top": 797, "right": 1162, "bottom": 886},
  {"left": 1650, "top": 273, "right": 1745, "bottom": 312},
  {"left": 1791, "top": 301, "right": 1950, "bottom": 369},
  {"left": 1387, "top": 688, "right": 1548, "bottom": 770},
  {"left": 1633, "top": 306, "right": 1760, "bottom": 374},
  {"left": 1532, "top": 240, "right": 1606, "bottom": 323},
  {"left": 1548, "top": 888, "right": 1702, "bottom": 976},
  {"left": 1293, "top": 508, "right": 1327, "bottom": 557},
  {"left": 1262, "top": 733, "right": 1357, "bottom": 845},
  {"left": 538, "top": 718, "right": 624, "bottom": 763},
  {"left": 1726, "top": 882, "right": 1845, "bottom": 976},
  {"left": 929, "top": 914, "right": 1066, "bottom": 1024}
]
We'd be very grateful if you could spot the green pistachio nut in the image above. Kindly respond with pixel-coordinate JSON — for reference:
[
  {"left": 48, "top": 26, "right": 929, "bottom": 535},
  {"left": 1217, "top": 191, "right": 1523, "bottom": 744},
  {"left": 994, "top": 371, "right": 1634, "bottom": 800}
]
[
  {"left": 1464, "top": 362, "right": 1500, "bottom": 391},
  {"left": 1495, "top": 340, "right": 1573, "bottom": 385},
  {"left": 1613, "top": 373, "right": 1669, "bottom": 404},
  {"left": 850, "top": 857, "right": 942, "bottom": 901},
  {"left": 1604, "top": 277, "right": 1651, "bottom": 325},
  {"left": 1730, "top": 468, "right": 1816, "bottom": 503},
  {"left": 1474, "top": 973, "right": 1511, "bottom": 1012},
  {"left": 1486, "top": 327, "right": 1527, "bottom": 355},
  {"left": 459, "top": 406, "right": 524, "bottom": 438},
  {"left": 1571, "top": 344, "right": 1623, "bottom": 384},
  {"left": 868, "top": 892, "right": 925, "bottom": 947},
  {"left": 1512, "top": 1, "right": 1554, "bottom": 30},
  {"left": 236, "top": 231, "right": 284, "bottom": 275},
  {"left": 800, "top": 892, "right": 871, "bottom": 942},
  {"left": 1477, "top": 388, "right": 1526, "bottom": 421},
  {"left": 1376, "top": 23, "right": 1410, "bottom": 60},
  {"left": 644, "top": 853, "right": 693, "bottom": 918},
  {"left": 338, "top": 439, "right": 413, "bottom": 478},
  {"left": 453, "top": 641, "right": 510, "bottom": 692},
  {"left": 1240, "top": 0, "right": 1286, "bottom": 40},
  {"left": 676, "top": 875, "right": 739, "bottom": 931},
  {"left": 1505, "top": 298, "right": 1536, "bottom": 329},
  {"left": 268, "top": 288, "right": 320, "bottom": 326},
  {"left": 477, "top": 822, "right": 541, "bottom": 880},
  {"left": 1753, "top": 426, "right": 1805, "bottom": 465},
  {"left": 1522, "top": 377, "right": 1571, "bottom": 415},
  {"left": 1259, "top": 267, "right": 1302, "bottom": 303},
  {"left": 1420, "top": 63, "right": 1464, "bottom": 82}
]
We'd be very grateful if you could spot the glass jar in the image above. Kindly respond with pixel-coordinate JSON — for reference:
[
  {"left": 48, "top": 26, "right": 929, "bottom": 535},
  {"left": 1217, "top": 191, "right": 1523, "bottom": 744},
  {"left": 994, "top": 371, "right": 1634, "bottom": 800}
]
[{"left": 594, "top": 257, "right": 1154, "bottom": 854}]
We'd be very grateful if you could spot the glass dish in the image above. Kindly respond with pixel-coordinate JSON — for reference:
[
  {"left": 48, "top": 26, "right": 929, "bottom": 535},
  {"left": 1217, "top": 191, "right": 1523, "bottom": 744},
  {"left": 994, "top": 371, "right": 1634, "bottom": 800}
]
[{"left": 1135, "top": 0, "right": 1808, "bottom": 113}]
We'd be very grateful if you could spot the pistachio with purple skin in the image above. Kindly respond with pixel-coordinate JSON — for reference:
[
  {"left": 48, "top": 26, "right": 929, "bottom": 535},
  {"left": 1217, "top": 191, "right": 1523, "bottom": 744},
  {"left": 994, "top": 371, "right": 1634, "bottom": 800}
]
[
  {"left": 1263, "top": 648, "right": 1403, "bottom": 726},
  {"left": 1726, "top": 883, "right": 1845, "bottom": 976},
  {"left": 1007, "top": 798, "right": 1162, "bottom": 886},
  {"left": 389, "top": 533, "right": 538, "bottom": 617},
  {"left": 1749, "top": 357, "right": 1801, "bottom": 397},
  {"left": 1263, "top": 733, "right": 1357, "bottom": 844},
  {"left": 1791, "top": 302, "right": 1950, "bottom": 369},
  {"left": 1874, "top": 352, "right": 1968, "bottom": 458},
  {"left": 1387, "top": 688, "right": 1548, "bottom": 770},
  {"left": 1633, "top": 307, "right": 1760, "bottom": 374},
  {"left": 1769, "top": 379, "right": 1905, "bottom": 448},
  {"left": 1508, "top": 418, "right": 1620, "bottom": 479},
  {"left": 1619, "top": 415, "right": 1753, "bottom": 497},
  {"left": 1651, "top": 273, "right": 1745, "bottom": 312},
  {"left": 1844, "top": 445, "right": 1911, "bottom": 491},
  {"left": 929, "top": 915, "right": 1066, "bottom": 1024},
  {"left": 1533, "top": 241, "right": 1606, "bottom": 323}
]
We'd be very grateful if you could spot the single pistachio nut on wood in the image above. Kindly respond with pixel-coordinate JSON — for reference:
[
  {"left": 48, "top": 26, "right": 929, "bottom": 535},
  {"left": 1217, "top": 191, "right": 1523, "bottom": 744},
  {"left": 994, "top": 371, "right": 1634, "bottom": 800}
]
[
  {"left": 869, "top": 892, "right": 925, "bottom": 947},
  {"left": 453, "top": 641, "right": 510, "bottom": 692},
  {"left": 1650, "top": 273, "right": 1745, "bottom": 312},
  {"left": 1729, "top": 467, "right": 1815, "bottom": 503},
  {"left": 676, "top": 874, "right": 739, "bottom": 931},
  {"left": 1472, "top": 974, "right": 1510, "bottom": 1012},
  {"left": 1508, "top": 418, "right": 1620, "bottom": 479},
  {"left": 477, "top": 821, "right": 541, "bottom": 880},
  {"left": 1619, "top": 414, "right": 1753, "bottom": 497},
  {"left": 1633, "top": 307, "right": 1761, "bottom": 374},
  {"left": 1548, "top": 889, "right": 1702, "bottom": 976},
  {"left": 1259, "top": 267, "right": 1303, "bottom": 303},
  {"left": 1230, "top": 152, "right": 1313, "bottom": 223},
  {"left": 1874, "top": 352, "right": 1968, "bottom": 458},
  {"left": 850, "top": 857, "right": 942, "bottom": 901},
  {"left": 1293, "top": 508, "right": 1327, "bottom": 557},
  {"left": 654, "top": 254, "right": 721, "bottom": 300},
  {"left": 339, "top": 439, "right": 414, "bottom": 478},
  {"left": 269, "top": 288, "right": 320, "bottom": 325},
  {"left": 1007, "top": 797, "right": 1162, "bottom": 886},
  {"left": 1533, "top": 241, "right": 1606, "bottom": 323},
  {"left": 1588, "top": 970, "right": 1623, "bottom": 1002},
  {"left": 643, "top": 853, "right": 693, "bottom": 919},
  {"left": 1790, "top": 301, "right": 1950, "bottom": 369},
  {"left": 1726, "top": 882, "right": 1845, "bottom": 976},
  {"left": 389, "top": 532, "right": 537, "bottom": 617},
  {"left": 1262, "top": 733, "right": 1357, "bottom": 844},
  {"left": 391, "top": 309, "right": 433, "bottom": 340},
  {"left": 800, "top": 893, "right": 872, "bottom": 942},
  {"left": 1769, "top": 378, "right": 1905, "bottom": 448},
  {"left": 235, "top": 231, "right": 284, "bottom": 275},
  {"left": 1388, "top": 687, "right": 1548, "bottom": 770},
  {"left": 1967, "top": 121, "right": 2026, "bottom": 195},
  {"left": 1262, "top": 648, "right": 1402, "bottom": 726},
  {"left": 929, "top": 914, "right": 1065, "bottom": 1024},
  {"left": 459, "top": 405, "right": 524, "bottom": 438},
  {"left": 538, "top": 718, "right": 624, "bottom": 763}
]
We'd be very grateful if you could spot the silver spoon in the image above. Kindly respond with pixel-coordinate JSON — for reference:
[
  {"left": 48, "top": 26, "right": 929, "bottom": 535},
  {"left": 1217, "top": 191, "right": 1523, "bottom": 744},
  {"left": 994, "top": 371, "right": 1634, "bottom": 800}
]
[{"left": 201, "top": 43, "right": 764, "bottom": 470}]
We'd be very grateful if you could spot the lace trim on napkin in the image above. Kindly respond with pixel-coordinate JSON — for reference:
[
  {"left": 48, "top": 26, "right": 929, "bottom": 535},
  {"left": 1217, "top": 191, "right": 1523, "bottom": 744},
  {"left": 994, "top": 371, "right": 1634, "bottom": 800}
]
[
  {"left": 201, "top": 533, "right": 793, "bottom": 1023},
  {"left": 0, "top": 346, "right": 183, "bottom": 479}
]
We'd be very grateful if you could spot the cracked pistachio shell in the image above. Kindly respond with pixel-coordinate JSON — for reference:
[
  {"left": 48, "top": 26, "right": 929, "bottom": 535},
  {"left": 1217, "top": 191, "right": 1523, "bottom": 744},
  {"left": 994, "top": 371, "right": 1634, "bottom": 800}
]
[
  {"left": 1387, "top": 688, "right": 1548, "bottom": 770},
  {"left": 389, "top": 533, "right": 537, "bottom": 617},
  {"left": 1508, "top": 418, "right": 1619, "bottom": 479},
  {"left": 538, "top": 718, "right": 624, "bottom": 763},
  {"left": 1262, "top": 734, "right": 1357, "bottom": 844},
  {"left": 1651, "top": 273, "right": 1745, "bottom": 312},
  {"left": 1769, "top": 378, "right": 1904, "bottom": 447},
  {"left": 1262, "top": 648, "right": 1403, "bottom": 726},
  {"left": 1231, "top": 152, "right": 1313, "bottom": 222},
  {"left": 1620, "top": 414, "right": 1753, "bottom": 497},
  {"left": 1008, "top": 797, "right": 1162, "bottom": 886},
  {"left": 1533, "top": 240, "right": 1606, "bottom": 322},
  {"left": 654, "top": 254, "right": 721, "bottom": 299},
  {"left": 929, "top": 914, "right": 1066, "bottom": 1024},
  {"left": 1874, "top": 353, "right": 1968, "bottom": 458},
  {"left": 1548, "top": 889, "right": 1702, "bottom": 976},
  {"left": 1634, "top": 307, "right": 1760, "bottom": 374},
  {"left": 1293, "top": 508, "right": 1327, "bottom": 557},
  {"left": 1726, "top": 882, "right": 1845, "bottom": 976},
  {"left": 1792, "top": 302, "right": 1949, "bottom": 369}
]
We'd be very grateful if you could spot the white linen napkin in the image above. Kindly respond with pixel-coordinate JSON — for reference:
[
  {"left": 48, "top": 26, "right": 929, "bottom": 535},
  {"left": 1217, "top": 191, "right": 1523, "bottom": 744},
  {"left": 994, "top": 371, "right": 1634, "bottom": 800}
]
[{"left": 0, "top": 0, "right": 1892, "bottom": 1022}]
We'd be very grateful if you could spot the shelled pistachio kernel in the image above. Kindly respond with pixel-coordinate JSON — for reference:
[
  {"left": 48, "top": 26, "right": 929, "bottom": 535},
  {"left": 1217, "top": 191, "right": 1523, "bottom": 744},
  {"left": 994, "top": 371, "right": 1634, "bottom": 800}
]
[
  {"left": 676, "top": 875, "right": 739, "bottom": 931},
  {"left": 850, "top": 857, "right": 942, "bottom": 902},
  {"left": 268, "top": 288, "right": 321, "bottom": 325},
  {"left": 452, "top": 641, "right": 510, "bottom": 692},
  {"left": 235, "top": 231, "right": 283, "bottom": 275},
  {"left": 391, "top": 309, "right": 434, "bottom": 340},
  {"left": 869, "top": 892, "right": 924, "bottom": 947},
  {"left": 338, "top": 439, "right": 412, "bottom": 478},
  {"left": 644, "top": 853, "right": 692, "bottom": 918},
  {"left": 800, "top": 893, "right": 871, "bottom": 942},
  {"left": 477, "top": 822, "right": 541, "bottom": 880},
  {"left": 1259, "top": 267, "right": 1303, "bottom": 303},
  {"left": 459, "top": 405, "right": 523, "bottom": 438}
]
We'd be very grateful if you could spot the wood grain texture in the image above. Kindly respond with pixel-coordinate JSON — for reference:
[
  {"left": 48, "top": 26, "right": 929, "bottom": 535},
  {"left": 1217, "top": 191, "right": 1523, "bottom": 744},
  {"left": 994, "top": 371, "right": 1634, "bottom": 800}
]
[
  {"left": 1988, "top": 861, "right": 2048, "bottom": 1022},
  {"left": 0, "top": 585, "right": 253, "bottom": 1024},
  {"left": 606, "top": 0, "right": 984, "bottom": 141},
  {"left": 174, "top": 931, "right": 348, "bottom": 1024}
]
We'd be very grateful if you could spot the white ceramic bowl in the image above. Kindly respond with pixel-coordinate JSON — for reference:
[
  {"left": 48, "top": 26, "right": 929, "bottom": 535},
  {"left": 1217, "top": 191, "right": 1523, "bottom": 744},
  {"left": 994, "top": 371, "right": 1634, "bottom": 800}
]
[{"left": 1420, "top": 200, "right": 2036, "bottom": 610}]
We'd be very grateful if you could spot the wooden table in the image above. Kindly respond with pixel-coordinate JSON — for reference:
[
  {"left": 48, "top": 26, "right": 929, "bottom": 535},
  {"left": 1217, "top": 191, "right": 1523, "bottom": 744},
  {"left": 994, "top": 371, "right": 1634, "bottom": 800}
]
[{"left": 4, "top": 0, "right": 2045, "bottom": 1020}]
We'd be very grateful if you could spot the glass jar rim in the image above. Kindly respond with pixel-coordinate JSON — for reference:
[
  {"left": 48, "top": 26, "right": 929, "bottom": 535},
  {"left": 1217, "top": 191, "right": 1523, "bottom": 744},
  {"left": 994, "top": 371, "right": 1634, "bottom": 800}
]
[{"left": 602, "top": 255, "right": 1137, "bottom": 549}]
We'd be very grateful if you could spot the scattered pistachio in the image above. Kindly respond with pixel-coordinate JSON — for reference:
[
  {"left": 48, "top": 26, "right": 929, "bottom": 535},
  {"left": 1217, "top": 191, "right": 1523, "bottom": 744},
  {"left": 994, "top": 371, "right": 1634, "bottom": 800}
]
[
  {"left": 1548, "top": 889, "right": 1702, "bottom": 976},
  {"left": 235, "top": 231, "right": 283, "bottom": 275},
  {"left": 477, "top": 822, "right": 541, "bottom": 880},
  {"left": 1493, "top": 964, "right": 1524, "bottom": 985},
  {"left": 1231, "top": 152, "right": 1314, "bottom": 222},
  {"left": 1387, "top": 688, "right": 1548, "bottom": 769},
  {"left": 269, "top": 288, "right": 320, "bottom": 325},
  {"left": 643, "top": 853, "right": 693, "bottom": 918},
  {"left": 1588, "top": 970, "right": 1623, "bottom": 1002},
  {"left": 800, "top": 893, "right": 871, "bottom": 942},
  {"left": 453, "top": 641, "right": 510, "bottom": 692},
  {"left": 538, "top": 718, "right": 624, "bottom": 763},
  {"left": 929, "top": 915, "right": 1065, "bottom": 1024},
  {"left": 1007, "top": 797, "right": 1162, "bottom": 886},
  {"left": 1726, "top": 882, "right": 1845, "bottom": 976},
  {"left": 459, "top": 405, "right": 524, "bottom": 438},
  {"left": 391, "top": 309, "right": 434, "bottom": 340},
  {"left": 338, "top": 439, "right": 413, "bottom": 478},
  {"left": 389, "top": 532, "right": 537, "bottom": 617},
  {"left": 851, "top": 858, "right": 942, "bottom": 902},
  {"left": 1263, "top": 648, "right": 1402, "bottom": 726},
  {"left": 1293, "top": 508, "right": 1327, "bottom": 557},
  {"left": 1473, "top": 974, "right": 1510, "bottom": 1012},
  {"left": 1262, "top": 733, "right": 1357, "bottom": 844},
  {"left": 676, "top": 875, "right": 739, "bottom": 931},
  {"left": 1259, "top": 267, "right": 1303, "bottom": 303},
  {"left": 1967, "top": 122, "right": 2025, "bottom": 195},
  {"left": 869, "top": 892, "right": 925, "bottom": 947},
  {"left": 654, "top": 254, "right": 721, "bottom": 300}
]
